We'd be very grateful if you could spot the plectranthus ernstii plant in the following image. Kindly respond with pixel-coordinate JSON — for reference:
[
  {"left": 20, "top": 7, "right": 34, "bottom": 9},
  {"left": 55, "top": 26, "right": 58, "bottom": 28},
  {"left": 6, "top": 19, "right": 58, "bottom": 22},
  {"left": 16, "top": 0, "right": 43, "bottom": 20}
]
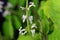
[{"left": 0, "top": 0, "right": 60, "bottom": 40}]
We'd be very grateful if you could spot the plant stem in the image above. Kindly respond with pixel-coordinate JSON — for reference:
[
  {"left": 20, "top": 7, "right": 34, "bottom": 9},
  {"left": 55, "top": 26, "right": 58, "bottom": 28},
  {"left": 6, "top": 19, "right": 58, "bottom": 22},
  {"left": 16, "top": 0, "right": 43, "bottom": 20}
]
[{"left": 26, "top": 0, "right": 29, "bottom": 31}]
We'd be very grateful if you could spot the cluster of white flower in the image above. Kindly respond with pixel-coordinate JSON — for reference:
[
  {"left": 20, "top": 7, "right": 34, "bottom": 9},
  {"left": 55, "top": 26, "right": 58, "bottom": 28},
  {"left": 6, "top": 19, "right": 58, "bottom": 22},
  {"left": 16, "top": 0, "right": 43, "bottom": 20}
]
[
  {"left": 0, "top": 1, "right": 4, "bottom": 12},
  {"left": 20, "top": 6, "right": 25, "bottom": 10},
  {"left": 3, "top": 10, "right": 11, "bottom": 17},
  {"left": 19, "top": 14, "right": 37, "bottom": 36},
  {"left": 20, "top": 2, "right": 35, "bottom": 24},
  {"left": 19, "top": 15, "right": 37, "bottom": 37},
  {"left": 2, "top": 2, "right": 13, "bottom": 17},
  {"left": 31, "top": 24, "right": 37, "bottom": 37},
  {"left": 28, "top": 2, "right": 36, "bottom": 10},
  {"left": 6, "top": 2, "right": 13, "bottom": 8},
  {"left": 19, "top": 23, "right": 37, "bottom": 37},
  {"left": 19, "top": 27, "right": 27, "bottom": 35},
  {"left": 20, "top": 2, "right": 36, "bottom": 10},
  {"left": 19, "top": 2, "right": 37, "bottom": 37},
  {"left": 22, "top": 15, "right": 33, "bottom": 24}
]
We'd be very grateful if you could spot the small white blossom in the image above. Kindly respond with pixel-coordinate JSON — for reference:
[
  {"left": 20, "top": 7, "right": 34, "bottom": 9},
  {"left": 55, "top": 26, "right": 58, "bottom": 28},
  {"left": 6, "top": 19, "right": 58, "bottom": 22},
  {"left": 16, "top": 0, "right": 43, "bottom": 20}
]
[
  {"left": 29, "top": 2, "right": 35, "bottom": 7},
  {"left": 0, "top": 4, "right": 3, "bottom": 12},
  {"left": 19, "top": 27, "right": 22, "bottom": 31},
  {"left": 19, "top": 27, "right": 27, "bottom": 35},
  {"left": 21, "top": 29, "right": 25, "bottom": 32},
  {"left": 31, "top": 24, "right": 37, "bottom": 29},
  {"left": 21, "top": 31, "right": 27, "bottom": 35},
  {"left": 28, "top": 2, "right": 36, "bottom": 10},
  {"left": 22, "top": 15, "right": 27, "bottom": 23},
  {"left": 0, "top": 1, "right": 4, "bottom": 5},
  {"left": 20, "top": 6, "right": 25, "bottom": 10},
  {"left": 6, "top": 2, "right": 13, "bottom": 8},
  {"left": 23, "top": 31, "right": 27, "bottom": 34},
  {"left": 19, "top": 29, "right": 25, "bottom": 34},
  {"left": 0, "top": 8, "right": 2, "bottom": 12},
  {"left": 29, "top": 16, "right": 33, "bottom": 24},
  {"left": 3, "top": 10, "right": 11, "bottom": 17},
  {"left": 31, "top": 29, "right": 35, "bottom": 37},
  {"left": 0, "top": 5, "right": 3, "bottom": 8}
]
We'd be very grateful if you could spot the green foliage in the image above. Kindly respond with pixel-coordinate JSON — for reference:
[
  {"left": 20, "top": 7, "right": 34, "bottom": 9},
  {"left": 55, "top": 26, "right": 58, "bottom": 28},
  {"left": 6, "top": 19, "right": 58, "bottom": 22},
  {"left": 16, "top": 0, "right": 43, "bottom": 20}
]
[
  {"left": 3, "top": 15, "right": 14, "bottom": 39},
  {"left": 38, "top": 0, "right": 60, "bottom": 40},
  {"left": 12, "top": 15, "right": 21, "bottom": 29},
  {"left": 17, "top": 34, "right": 33, "bottom": 40},
  {"left": 38, "top": 9, "right": 49, "bottom": 34},
  {"left": 1, "top": 0, "right": 60, "bottom": 40},
  {"left": 17, "top": 33, "right": 41, "bottom": 40}
]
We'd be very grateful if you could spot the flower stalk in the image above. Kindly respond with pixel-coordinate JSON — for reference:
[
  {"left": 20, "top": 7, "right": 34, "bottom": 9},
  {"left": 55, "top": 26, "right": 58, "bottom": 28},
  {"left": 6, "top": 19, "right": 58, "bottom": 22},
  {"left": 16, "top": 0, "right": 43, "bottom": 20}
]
[{"left": 26, "top": 0, "right": 29, "bottom": 31}]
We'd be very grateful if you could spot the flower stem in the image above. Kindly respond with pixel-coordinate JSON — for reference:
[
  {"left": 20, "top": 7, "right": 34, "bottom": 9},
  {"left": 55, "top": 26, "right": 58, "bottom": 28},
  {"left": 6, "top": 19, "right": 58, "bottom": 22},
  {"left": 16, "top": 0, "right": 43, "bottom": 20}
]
[{"left": 26, "top": 0, "right": 29, "bottom": 31}]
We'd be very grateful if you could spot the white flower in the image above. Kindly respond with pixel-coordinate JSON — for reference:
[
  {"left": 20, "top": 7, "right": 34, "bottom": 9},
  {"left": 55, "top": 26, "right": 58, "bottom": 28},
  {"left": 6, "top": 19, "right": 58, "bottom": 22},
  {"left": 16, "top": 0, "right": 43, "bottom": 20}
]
[
  {"left": 19, "top": 29, "right": 25, "bottom": 34},
  {"left": 6, "top": 2, "right": 13, "bottom": 8},
  {"left": 21, "top": 31, "right": 27, "bottom": 35},
  {"left": 28, "top": 2, "right": 36, "bottom": 10},
  {"left": 29, "top": 2, "right": 36, "bottom": 7},
  {"left": 19, "top": 27, "right": 22, "bottom": 31},
  {"left": 22, "top": 15, "right": 27, "bottom": 23},
  {"left": 3, "top": 10, "right": 11, "bottom": 17},
  {"left": 31, "top": 29, "right": 35, "bottom": 37},
  {"left": 0, "top": 5, "right": 3, "bottom": 8},
  {"left": 0, "top": 1, "right": 4, "bottom": 5},
  {"left": 0, "top": 8, "right": 2, "bottom": 12},
  {"left": 19, "top": 27, "right": 27, "bottom": 35},
  {"left": 31, "top": 24, "right": 37, "bottom": 29},
  {"left": 29, "top": 16, "right": 33, "bottom": 24},
  {"left": 20, "top": 6, "right": 25, "bottom": 10}
]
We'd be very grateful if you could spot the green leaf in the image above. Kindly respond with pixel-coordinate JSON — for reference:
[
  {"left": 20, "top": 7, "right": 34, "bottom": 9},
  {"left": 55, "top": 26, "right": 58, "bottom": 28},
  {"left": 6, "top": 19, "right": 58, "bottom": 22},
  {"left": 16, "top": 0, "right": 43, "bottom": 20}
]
[
  {"left": 38, "top": 9, "right": 49, "bottom": 34},
  {"left": 17, "top": 34, "right": 33, "bottom": 40},
  {"left": 17, "top": 33, "right": 41, "bottom": 40},
  {"left": 33, "top": 33, "right": 41, "bottom": 40},
  {"left": 12, "top": 15, "right": 21, "bottom": 29},
  {"left": 48, "top": 18, "right": 54, "bottom": 35},
  {"left": 3, "top": 15, "right": 14, "bottom": 39},
  {"left": 40, "top": 0, "right": 60, "bottom": 40}
]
